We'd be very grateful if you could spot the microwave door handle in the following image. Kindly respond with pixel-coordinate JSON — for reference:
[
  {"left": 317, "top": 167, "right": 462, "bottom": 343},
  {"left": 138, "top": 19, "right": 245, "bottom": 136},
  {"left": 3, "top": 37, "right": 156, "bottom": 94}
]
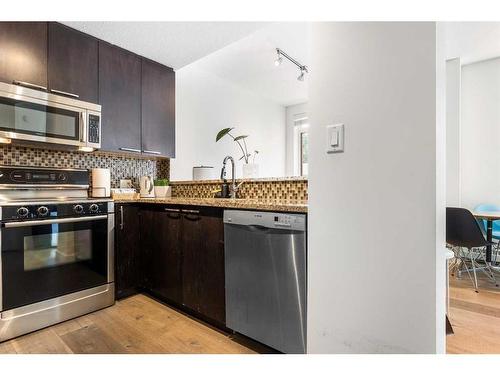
[
  {"left": 2, "top": 215, "right": 108, "bottom": 228},
  {"left": 80, "top": 112, "right": 86, "bottom": 143}
]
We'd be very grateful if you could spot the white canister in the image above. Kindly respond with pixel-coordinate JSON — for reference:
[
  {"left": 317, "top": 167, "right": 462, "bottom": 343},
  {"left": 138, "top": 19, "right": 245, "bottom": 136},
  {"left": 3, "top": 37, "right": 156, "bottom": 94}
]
[
  {"left": 91, "top": 168, "right": 111, "bottom": 197},
  {"left": 192, "top": 166, "right": 215, "bottom": 180}
]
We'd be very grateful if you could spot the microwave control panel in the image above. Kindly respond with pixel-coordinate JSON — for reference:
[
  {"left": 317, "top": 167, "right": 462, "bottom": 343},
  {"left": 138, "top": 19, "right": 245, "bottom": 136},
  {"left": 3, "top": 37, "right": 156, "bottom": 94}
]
[{"left": 88, "top": 114, "right": 100, "bottom": 144}]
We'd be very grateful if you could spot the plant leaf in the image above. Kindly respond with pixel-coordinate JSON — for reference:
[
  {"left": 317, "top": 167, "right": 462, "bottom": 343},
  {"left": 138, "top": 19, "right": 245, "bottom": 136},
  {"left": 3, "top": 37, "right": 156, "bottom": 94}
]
[
  {"left": 216, "top": 127, "right": 234, "bottom": 142},
  {"left": 233, "top": 135, "right": 248, "bottom": 141},
  {"left": 254, "top": 150, "right": 259, "bottom": 154}
]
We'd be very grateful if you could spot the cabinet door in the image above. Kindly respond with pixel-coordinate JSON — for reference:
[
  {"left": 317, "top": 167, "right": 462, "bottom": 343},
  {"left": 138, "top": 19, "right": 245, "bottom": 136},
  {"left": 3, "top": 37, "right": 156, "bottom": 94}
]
[
  {"left": 182, "top": 207, "right": 226, "bottom": 324},
  {"left": 99, "top": 42, "right": 142, "bottom": 153},
  {"left": 141, "top": 206, "right": 183, "bottom": 304},
  {"left": 0, "top": 22, "right": 47, "bottom": 88},
  {"left": 48, "top": 23, "right": 98, "bottom": 103},
  {"left": 141, "top": 59, "right": 176, "bottom": 158},
  {"left": 115, "top": 204, "right": 141, "bottom": 299}
]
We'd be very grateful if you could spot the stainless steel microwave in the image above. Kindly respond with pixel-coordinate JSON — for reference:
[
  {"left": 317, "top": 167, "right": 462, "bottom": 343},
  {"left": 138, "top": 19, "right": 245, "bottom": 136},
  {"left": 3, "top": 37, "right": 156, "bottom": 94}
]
[{"left": 0, "top": 82, "right": 101, "bottom": 150}]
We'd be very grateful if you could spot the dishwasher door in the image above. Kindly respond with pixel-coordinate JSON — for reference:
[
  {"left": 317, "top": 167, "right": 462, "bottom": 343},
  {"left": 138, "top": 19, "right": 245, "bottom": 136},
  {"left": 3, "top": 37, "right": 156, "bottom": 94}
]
[{"left": 224, "top": 210, "right": 307, "bottom": 354}]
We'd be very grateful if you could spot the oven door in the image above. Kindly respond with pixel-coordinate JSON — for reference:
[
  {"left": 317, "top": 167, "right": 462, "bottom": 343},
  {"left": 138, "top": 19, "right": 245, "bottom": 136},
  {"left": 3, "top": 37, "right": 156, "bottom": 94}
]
[
  {"left": 0, "top": 95, "right": 85, "bottom": 147},
  {"left": 0, "top": 215, "right": 111, "bottom": 311}
]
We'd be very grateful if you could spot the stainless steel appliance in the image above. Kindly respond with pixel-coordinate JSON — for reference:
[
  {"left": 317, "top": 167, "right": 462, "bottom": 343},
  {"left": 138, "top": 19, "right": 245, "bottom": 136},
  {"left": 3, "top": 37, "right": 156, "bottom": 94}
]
[
  {"left": 0, "top": 166, "right": 114, "bottom": 342},
  {"left": 0, "top": 81, "right": 101, "bottom": 150},
  {"left": 223, "top": 210, "right": 307, "bottom": 353}
]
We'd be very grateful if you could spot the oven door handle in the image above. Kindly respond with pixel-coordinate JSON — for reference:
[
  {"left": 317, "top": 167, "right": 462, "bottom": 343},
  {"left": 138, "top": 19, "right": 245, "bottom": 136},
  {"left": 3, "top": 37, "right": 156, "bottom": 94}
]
[{"left": 2, "top": 215, "right": 108, "bottom": 228}]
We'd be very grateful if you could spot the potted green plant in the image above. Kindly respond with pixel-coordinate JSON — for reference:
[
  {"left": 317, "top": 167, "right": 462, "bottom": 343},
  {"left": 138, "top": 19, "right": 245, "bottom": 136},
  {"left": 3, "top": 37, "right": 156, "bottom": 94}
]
[
  {"left": 153, "top": 178, "right": 171, "bottom": 198},
  {"left": 216, "top": 127, "right": 259, "bottom": 178}
]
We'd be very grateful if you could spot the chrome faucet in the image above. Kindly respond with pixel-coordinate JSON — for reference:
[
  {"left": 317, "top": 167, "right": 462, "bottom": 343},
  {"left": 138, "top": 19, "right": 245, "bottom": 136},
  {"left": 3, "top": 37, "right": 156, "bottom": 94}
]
[{"left": 221, "top": 156, "right": 238, "bottom": 199}]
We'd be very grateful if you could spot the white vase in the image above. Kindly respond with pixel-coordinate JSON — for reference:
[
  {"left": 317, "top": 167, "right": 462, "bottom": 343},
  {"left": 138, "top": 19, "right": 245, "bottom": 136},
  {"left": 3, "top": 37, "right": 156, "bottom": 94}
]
[
  {"left": 242, "top": 163, "right": 259, "bottom": 178},
  {"left": 154, "top": 185, "right": 171, "bottom": 198}
]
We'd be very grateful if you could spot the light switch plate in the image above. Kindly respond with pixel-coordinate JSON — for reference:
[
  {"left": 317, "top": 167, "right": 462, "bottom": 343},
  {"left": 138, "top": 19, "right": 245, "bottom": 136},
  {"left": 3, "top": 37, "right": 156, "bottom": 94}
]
[{"left": 326, "top": 124, "right": 344, "bottom": 153}]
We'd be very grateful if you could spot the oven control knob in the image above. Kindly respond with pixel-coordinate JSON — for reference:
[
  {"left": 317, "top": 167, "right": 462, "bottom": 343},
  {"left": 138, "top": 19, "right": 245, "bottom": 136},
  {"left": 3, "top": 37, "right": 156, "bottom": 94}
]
[
  {"left": 73, "top": 204, "right": 84, "bottom": 214},
  {"left": 89, "top": 204, "right": 99, "bottom": 213},
  {"left": 17, "top": 207, "right": 29, "bottom": 218},
  {"left": 37, "top": 206, "right": 49, "bottom": 217}
]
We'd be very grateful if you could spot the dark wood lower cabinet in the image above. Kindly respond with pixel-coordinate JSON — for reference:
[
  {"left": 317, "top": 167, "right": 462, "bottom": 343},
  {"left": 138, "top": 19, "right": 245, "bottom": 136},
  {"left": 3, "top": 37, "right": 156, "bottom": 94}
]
[
  {"left": 182, "top": 208, "right": 225, "bottom": 324},
  {"left": 136, "top": 205, "right": 226, "bottom": 326},
  {"left": 114, "top": 204, "right": 141, "bottom": 300},
  {"left": 141, "top": 206, "right": 183, "bottom": 304}
]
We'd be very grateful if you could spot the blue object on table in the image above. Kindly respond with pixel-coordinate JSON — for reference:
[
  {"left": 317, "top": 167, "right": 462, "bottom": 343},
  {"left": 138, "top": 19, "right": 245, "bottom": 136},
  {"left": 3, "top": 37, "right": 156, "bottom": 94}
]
[{"left": 475, "top": 203, "right": 500, "bottom": 240}]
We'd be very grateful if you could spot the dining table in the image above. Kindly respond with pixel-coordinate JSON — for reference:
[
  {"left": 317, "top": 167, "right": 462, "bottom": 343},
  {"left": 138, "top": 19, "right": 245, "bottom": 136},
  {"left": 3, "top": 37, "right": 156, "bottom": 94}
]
[{"left": 472, "top": 210, "right": 500, "bottom": 263}]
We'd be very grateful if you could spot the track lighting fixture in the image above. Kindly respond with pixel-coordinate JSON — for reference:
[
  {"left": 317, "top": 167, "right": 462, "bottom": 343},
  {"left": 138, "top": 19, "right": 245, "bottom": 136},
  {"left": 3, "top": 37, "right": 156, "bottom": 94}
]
[{"left": 274, "top": 48, "right": 308, "bottom": 82}]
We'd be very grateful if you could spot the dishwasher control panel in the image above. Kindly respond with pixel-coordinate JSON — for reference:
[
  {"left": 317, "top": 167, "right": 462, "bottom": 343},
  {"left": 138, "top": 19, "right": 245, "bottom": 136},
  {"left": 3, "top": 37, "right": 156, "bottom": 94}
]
[
  {"left": 224, "top": 210, "right": 306, "bottom": 231},
  {"left": 274, "top": 214, "right": 292, "bottom": 226}
]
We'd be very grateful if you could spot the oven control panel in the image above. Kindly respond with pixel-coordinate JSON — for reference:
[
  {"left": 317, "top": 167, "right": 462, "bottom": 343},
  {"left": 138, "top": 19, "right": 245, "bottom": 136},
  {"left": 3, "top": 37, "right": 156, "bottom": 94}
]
[
  {"left": 1, "top": 202, "right": 110, "bottom": 221},
  {"left": 0, "top": 166, "right": 88, "bottom": 186}
]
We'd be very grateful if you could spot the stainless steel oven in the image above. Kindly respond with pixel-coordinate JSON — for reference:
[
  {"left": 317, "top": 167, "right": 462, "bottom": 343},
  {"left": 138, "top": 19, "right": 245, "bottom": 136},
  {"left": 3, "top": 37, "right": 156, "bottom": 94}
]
[
  {"left": 0, "top": 82, "right": 101, "bottom": 150},
  {"left": 0, "top": 166, "right": 114, "bottom": 342}
]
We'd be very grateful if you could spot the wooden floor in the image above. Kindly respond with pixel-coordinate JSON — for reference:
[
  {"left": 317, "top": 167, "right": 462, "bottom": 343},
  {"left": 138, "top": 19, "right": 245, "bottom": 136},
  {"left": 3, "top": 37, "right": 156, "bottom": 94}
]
[
  {"left": 5, "top": 275, "right": 499, "bottom": 354},
  {"left": 447, "top": 268, "right": 500, "bottom": 353},
  {"left": 0, "top": 294, "right": 265, "bottom": 354}
]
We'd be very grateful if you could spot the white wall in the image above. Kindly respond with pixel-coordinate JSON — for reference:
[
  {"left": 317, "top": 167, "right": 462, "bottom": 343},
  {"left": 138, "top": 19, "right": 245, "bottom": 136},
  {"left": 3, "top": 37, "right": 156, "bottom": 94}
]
[
  {"left": 444, "top": 22, "right": 500, "bottom": 65},
  {"left": 170, "top": 64, "right": 286, "bottom": 181},
  {"left": 308, "top": 22, "right": 445, "bottom": 353},
  {"left": 446, "top": 58, "right": 461, "bottom": 206},
  {"left": 285, "top": 102, "right": 308, "bottom": 176},
  {"left": 460, "top": 57, "right": 500, "bottom": 210}
]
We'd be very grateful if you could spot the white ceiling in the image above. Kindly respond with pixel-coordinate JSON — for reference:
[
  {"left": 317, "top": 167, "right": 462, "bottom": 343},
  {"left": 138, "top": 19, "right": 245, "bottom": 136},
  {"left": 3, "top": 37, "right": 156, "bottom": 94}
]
[
  {"left": 63, "top": 22, "right": 267, "bottom": 69},
  {"left": 182, "top": 22, "right": 310, "bottom": 106},
  {"left": 444, "top": 22, "right": 500, "bottom": 65}
]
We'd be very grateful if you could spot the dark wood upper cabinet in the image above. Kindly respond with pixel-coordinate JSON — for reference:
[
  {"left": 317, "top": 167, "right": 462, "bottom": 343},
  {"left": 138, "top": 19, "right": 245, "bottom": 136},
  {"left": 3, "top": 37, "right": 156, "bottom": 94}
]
[
  {"left": 99, "top": 42, "right": 142, "bottom": 153},
  {"left": 0, "top": 22, "right": 47, "bottom": 88},
  {"left": 48, "top": 23, "right": 98, "bottom": 103},
  {"left": 141, "top": 59, "right": 176, "bottom": 158}
]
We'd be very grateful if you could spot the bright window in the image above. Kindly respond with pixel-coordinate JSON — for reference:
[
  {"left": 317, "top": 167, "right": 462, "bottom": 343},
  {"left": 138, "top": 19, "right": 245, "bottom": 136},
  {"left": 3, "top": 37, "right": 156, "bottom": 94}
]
[{"left": 293, "top": 116, "right": 309, "bottom": 176}]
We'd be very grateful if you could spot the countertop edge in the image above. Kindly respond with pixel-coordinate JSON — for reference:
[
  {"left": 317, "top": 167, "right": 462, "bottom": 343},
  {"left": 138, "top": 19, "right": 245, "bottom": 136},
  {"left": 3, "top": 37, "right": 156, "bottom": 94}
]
[{"left": 113, "top": 198, "right": 308, "bottom": 213}]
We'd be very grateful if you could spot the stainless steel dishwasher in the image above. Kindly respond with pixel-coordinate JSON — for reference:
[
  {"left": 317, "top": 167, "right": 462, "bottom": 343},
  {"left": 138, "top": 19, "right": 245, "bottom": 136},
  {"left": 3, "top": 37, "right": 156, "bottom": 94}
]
[{"left": 224, "top": 209, "right": 307, "bottom": 354}]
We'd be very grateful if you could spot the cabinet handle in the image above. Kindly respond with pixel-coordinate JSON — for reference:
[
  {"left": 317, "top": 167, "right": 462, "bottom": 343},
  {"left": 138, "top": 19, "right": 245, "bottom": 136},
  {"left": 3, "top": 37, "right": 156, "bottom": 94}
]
[
  {"left": 50, "top": 89, "right": 79, "bottom": 98},
  {"left": 13, "top": 80, "right": 47, "bottom": 91},
  {"left": 183, "top": 213, "right": 200, "bottom": 221},
  {"left": 119, "top": 147, "right": 141, "bottom": 153},
  {"left": 182, "top": 209, "right": 200, "bottom": 214},
  {"left": 143, "top": 150, "right": 162, "bottom": 155},
  {"left": 164, "top": 208, "right": 181, "bottom": 213},
  {"left": 119, "top": 206, "right": 124, "bottom": 230}
]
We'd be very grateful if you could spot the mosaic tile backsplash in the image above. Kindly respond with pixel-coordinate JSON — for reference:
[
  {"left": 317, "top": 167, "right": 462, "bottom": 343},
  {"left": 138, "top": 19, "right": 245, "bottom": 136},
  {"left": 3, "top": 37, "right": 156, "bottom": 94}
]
[
  {"left": 171, "top": 178, "right": 308, "bottom": 201},
  {"left": 0, "top": 145, "right": 170, "bottom": 188}
]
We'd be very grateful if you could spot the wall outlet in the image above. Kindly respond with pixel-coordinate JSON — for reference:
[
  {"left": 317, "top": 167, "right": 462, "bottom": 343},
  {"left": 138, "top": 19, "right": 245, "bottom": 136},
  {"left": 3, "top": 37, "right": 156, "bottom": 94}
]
[{"left": 120, "top": 179, "right": 132, "bottom": 188}]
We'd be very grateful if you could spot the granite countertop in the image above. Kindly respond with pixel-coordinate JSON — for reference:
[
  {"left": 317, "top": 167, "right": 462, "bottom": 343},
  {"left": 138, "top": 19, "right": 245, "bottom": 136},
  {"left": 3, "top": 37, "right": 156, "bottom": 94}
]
[{"left": 113, "top": 197, "right": 308, "bottom": 213}]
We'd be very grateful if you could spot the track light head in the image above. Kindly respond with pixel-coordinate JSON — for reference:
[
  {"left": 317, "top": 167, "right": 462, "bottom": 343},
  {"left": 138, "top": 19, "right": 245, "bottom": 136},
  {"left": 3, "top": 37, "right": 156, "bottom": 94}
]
[
  {"left": 274, "top": 50, "right": 283, "bottom": 66},
  {"left": 274, "top": 55, "right": 283, "bottom": 67},
  {"left": 297, "top": 67, "right": 306, "bottom": 81}
]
